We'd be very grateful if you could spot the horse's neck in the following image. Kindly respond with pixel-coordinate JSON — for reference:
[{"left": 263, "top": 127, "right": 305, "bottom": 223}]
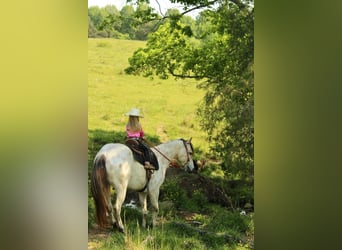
[{"left": 156, "top": 140, "right": 181, "bottom": 160}]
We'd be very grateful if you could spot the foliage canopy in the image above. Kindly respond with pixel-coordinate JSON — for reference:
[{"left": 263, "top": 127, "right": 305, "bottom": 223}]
[{"left": 125, "top": 0, "right": 254, "bottom": 180}]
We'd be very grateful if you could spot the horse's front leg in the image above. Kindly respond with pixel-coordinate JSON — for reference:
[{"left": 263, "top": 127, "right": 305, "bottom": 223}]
[
  {"left": 149, "top": 189, "right": 160, "bottom": 227},
  {"left": 138, "top": 192, "right": 148, "bottom": 228}
]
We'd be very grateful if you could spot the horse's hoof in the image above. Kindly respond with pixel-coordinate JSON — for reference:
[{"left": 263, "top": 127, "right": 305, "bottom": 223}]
[{"left": 113, "top": 223, "right": 125, "bottom": 233}]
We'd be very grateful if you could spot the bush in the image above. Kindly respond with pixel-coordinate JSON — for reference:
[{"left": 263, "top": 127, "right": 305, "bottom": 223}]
[
  {"left": 95, "top": 30, "right": 109, "bottom": 38},
  {"left": 109, "top": 30, "right": 130, "bottom": 40},
  {"left": 161, "top": 178, "right": 188, "bottom": 209}
]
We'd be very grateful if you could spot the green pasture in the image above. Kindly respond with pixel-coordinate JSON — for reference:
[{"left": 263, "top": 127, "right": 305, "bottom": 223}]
[
  {"left": 88, "top": 38, "right": 253, "bottom": 249},
  {"left": 88, "top": 38, "right": 208, "bottom": 154}
]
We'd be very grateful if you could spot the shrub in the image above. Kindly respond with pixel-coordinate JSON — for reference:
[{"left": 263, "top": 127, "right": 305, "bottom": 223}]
[
  {"left": 95, "top": 30, "right": 109, "bottom": 38},
  {"left": 161, "top": 178, "right": 188, "bottom": 209}
]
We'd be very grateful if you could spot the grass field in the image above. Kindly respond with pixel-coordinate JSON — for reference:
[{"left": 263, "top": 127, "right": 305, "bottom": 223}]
[
  {"left": 88, "top": 38, "right": 208, "bottom": 154},
  {"left": 88, "top": 38, "right": 254, "bottom": 249}
]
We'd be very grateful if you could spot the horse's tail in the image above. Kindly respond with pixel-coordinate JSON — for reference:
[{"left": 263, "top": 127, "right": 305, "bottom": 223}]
[{"left": 91, "top": 154, "right": 110, "bottom": 228}]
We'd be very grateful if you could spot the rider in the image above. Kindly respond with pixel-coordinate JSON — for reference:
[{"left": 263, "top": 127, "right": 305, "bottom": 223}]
[{"left": 125, "top": 108, "right": 154, "bottom": 170}]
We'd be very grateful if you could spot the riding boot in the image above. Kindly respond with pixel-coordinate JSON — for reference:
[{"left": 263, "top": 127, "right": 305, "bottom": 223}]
[{"left": 144, "top": 161, "right": 155, "bottom": 170}]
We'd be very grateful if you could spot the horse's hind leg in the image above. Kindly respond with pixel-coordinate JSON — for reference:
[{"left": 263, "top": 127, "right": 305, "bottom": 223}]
[
  {"left": 138, "top": 192, "right": 148, "bottom": 228},
  {"left": 106, "top": 191, "right": 116, "bottom": 226},
  {"left": 113, "top": 186, "right": 127, "bottom": 233}
]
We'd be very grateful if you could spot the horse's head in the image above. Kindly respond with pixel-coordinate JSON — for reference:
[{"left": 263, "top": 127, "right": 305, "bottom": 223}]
[{"left": 180, "top": 138, "right": 197, "bottom": 172}]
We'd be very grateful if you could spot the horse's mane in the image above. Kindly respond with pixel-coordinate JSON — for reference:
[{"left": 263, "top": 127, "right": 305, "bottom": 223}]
[
  {"left": 158, "top": 138, "right": 183, "bottom": 146},
  {"left": 160, "top": 138, "right": 193, "bottom": 151}
]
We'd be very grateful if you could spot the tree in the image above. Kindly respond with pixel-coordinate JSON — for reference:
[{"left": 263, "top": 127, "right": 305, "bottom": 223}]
[
  {"left": 88, "top": 5, "right": 119, "bottom": 38},
  {"left": 102, "top": 4, "right": 120, "bottom": 16},
  {"left": 97, "top": 5, "right": 123, "bottom": 38},
  {"left": 134, "top": 2, "right": 162, "bottom": 40},
  {"left": 119, "top": 5, "right": 137, "bottom": 39},
  {"left": 88, "top": 16, "right": 97, "bottom": 37},
  {"left": 125, "top": 0, "right": 254, "bottom": 180},
  {"left": 197, "top": 3, "right": 254, "bottom": 180},
  {"left": 88, "top": 6, "right": 105, "bottom": 30}
]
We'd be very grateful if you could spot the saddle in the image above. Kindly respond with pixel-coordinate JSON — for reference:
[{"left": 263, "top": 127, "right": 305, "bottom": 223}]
[{"left": 125, "top": 138, "right": 159, "bottom": 171}]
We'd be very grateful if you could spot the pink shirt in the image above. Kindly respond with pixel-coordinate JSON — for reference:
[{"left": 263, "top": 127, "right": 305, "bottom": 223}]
[{"left": 126, "top": 126, "right": 144, "bottom": 138}]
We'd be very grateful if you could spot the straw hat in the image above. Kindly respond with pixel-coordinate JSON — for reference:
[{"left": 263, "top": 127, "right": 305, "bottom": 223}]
[{"left": 125, "top": 108, "right": 144, "bottom": 117}]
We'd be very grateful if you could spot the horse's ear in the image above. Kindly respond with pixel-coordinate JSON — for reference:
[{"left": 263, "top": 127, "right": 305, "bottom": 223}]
[{"left": 188, "top": 137, "right": 192, "bottom": 143}]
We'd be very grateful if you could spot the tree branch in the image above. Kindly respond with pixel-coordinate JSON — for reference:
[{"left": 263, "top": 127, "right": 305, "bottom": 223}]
[
  {"left": 168, "top": 68, "right": 203, "bottom": 79},
  {"left": 229, "top": 0, "right": 247, "bottom": 9},
  {"left": 142, "top": 0, "right": 248, "bottom": 30},
  {"left": 153, "top": 0, "right": 164, "bottom": 16},
  {"left": 178, "top": 0, "right": 217, "bottom": 17},
  {"left": 146, "top": 0, "right": 218, "bottom": 32}
]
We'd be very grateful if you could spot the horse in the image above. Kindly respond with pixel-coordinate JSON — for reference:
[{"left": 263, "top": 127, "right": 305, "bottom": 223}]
[{"left": 90, "top": 138, "right": 196, "bottom": 232}]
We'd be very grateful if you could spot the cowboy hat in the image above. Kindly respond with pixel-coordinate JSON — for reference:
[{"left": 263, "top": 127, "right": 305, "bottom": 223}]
[{"left": 125, "top": 108, "right": 144, "bottom": 117}]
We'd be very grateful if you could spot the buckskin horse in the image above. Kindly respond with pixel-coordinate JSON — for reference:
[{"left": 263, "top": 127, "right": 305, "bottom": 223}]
[{"left": 91, "top": 138, "right": 196, "bottom": 232}]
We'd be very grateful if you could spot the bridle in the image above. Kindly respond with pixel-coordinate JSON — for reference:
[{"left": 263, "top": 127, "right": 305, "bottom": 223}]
[
  {"left": 180, "top": 138, "right": 193, "bottom": 165},
  {"left": 138, "top": 138, "right": 194, "bottom": 192},
  {"left": 151, "top": 138, "right": 194, "bottom": 169}
]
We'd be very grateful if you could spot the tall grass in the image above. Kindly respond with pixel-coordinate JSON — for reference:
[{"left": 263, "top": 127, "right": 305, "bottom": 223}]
[{"left": 90, "top": 205, "right": 253, "bottom": 250}]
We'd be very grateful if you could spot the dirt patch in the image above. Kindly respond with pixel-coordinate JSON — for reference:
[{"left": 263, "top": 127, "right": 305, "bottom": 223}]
[
  {"left": 88, "top": 226, "right": 112, "bottom": 250},
  {"left": 165, "top": 170, "right": 254, "bottom": 210},
  {"left": 180, "top": 173, "right": 234, "bottom": 208}
]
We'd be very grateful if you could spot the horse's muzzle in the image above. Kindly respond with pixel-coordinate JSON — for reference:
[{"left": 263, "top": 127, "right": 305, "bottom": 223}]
[{"left": 185, "top": 160, "right": 197, "bottom": 173}]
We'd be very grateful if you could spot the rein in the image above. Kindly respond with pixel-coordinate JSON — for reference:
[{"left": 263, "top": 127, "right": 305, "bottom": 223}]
[
  {"left": 139, "top": 138, "right": 192, "bottom": 192},
  {"left": 138, "top": 139, "right": 183, "bottom": 192},
  {"left": 146, "top": 139, "right": 191, "bottom": 168},
  {"left": 151, "top": 145, "right": 182, "bottom": 168}
]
